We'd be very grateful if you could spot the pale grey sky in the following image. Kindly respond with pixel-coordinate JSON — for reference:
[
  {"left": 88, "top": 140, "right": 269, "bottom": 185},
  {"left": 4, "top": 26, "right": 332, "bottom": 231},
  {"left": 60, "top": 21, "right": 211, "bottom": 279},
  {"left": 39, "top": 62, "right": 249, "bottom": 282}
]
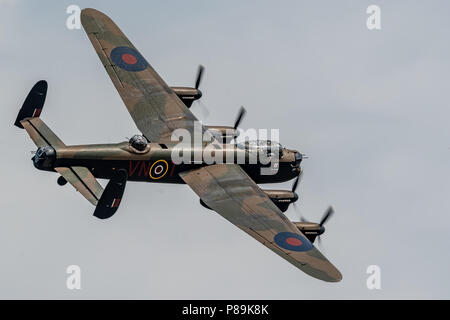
[{"left": 1, "top": 0, "right": 450, "bottom": 299}]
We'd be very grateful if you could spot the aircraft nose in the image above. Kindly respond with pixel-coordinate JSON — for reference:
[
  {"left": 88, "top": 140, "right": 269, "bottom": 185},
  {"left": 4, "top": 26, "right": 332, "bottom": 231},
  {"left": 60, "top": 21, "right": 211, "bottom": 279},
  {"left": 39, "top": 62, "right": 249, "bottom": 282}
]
[
  {"left": 291, "top": 151, "right": 302, "bottom": 173},
  {"left": 294, "top": 151, "right": 303, "bottom": 166}
]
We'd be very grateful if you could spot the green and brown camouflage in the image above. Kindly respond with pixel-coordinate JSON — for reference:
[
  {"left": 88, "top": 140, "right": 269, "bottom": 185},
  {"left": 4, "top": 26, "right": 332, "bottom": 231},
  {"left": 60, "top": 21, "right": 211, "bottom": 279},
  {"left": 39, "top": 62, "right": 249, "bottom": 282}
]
[
  {"left": 54, "top": 166, "right": 103, "bottom": 205},
  {"left": 180, "top": 164, "right": 342, "bottom": 282},
  {"left": 29, "top": 138, "right": 301, "bottom": 184},
  {"left": 14, "top": 8, "right": 342, "bottom": 282},
  {"left": 81, "top": 8, "right": 206, "bottom": 145}
]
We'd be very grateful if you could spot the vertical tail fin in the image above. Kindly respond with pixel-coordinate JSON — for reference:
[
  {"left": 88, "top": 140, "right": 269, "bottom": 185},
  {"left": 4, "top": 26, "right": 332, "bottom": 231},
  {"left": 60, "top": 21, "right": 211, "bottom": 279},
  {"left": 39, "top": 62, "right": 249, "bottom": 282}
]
[
  {"left": 15, "top": 80, "right": 109, "bottom": 212},
  {"left": 14, "top": 80, "right": 47, "bottom": 128},
  {"left": 15, "top": 80, "right": 64, "bottom": 148}
]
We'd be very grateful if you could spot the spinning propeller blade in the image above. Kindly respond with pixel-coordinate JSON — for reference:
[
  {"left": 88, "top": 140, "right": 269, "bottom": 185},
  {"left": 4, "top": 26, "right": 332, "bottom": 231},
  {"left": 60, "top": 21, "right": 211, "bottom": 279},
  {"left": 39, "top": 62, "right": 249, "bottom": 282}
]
[
  {"left": 320, "top": 206, "right": 334, "bottom": 227},
  {"left": 292, "top": 171, "right": 302, "bottom": 193},
  {"left": 233, "top": 106, "right": 246, "bottom": 130},
  {"left": 195, "top": 65, "right": 204, "bottom": 90},
  {"left": 191, "top": 65, "right": 210, "bottom": 118},
  {"left": 291, "top": 171, "right": 303, "bottom": 219}
]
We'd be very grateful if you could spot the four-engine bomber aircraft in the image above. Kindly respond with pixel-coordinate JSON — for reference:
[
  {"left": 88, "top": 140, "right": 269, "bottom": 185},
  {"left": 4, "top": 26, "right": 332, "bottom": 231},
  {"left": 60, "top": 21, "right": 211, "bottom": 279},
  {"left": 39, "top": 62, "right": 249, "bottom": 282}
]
[{"left": 15, "top": 8, "right": 341, "bottom": 282}]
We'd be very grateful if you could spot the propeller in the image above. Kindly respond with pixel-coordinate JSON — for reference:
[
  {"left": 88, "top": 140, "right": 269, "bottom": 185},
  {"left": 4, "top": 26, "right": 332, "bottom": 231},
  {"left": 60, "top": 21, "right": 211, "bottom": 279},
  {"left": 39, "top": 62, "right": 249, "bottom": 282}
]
[
  {"left": 195, "top": 65, "right": 204, "bottom": 90},
  {"left": 291, "top": 171, "right": 303, "bottom": 219},
  {"left": 196, "top": 100, "right": 210, "bottom": 118},
  {"left": 192, "top": 66, "right": 246, "bottom": 129},
  {"left": 316, "top": 206, "right": 334, "bottom": 245},
  {"left": 320, "top": 206, "right": 334, "bottom": 227},
  {"left": 227, "top": 106, "right": 247, "bottom": 143},
  {"left": 291, "top": 171, "right": 302, "bottom": 193},
  {"left": 294, "top": 204, "right": 335, "bottom": 246},
  {"left": 192, "top": 65, "right": 209, "bottom": 118},
  {"left": 233, "top": 106, "right": 247, "bottom": 130}
]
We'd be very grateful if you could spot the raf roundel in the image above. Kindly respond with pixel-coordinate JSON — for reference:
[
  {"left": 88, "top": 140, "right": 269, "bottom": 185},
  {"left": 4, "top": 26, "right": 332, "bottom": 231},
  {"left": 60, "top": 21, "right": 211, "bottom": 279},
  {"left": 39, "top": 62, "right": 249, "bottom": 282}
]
[
  {"left": 274, "top": 232, "right": 313, "bottom": 252},
  {"left": 110, "top": 46, "right": 148, "bottom": 72}
]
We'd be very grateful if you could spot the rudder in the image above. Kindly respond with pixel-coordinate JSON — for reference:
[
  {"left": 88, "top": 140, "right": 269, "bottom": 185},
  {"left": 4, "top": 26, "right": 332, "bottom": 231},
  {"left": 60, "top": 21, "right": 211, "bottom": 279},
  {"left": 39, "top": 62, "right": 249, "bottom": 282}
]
[{"left": 14, "top": 80, "right": 47, "bottom": 128}]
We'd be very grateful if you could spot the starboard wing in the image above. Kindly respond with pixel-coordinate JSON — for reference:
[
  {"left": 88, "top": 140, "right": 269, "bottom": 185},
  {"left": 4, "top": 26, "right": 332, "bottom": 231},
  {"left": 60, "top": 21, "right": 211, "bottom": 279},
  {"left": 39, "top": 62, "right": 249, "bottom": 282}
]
[{"left": 180, "top": 164, "right": 342, "bottom": 282}]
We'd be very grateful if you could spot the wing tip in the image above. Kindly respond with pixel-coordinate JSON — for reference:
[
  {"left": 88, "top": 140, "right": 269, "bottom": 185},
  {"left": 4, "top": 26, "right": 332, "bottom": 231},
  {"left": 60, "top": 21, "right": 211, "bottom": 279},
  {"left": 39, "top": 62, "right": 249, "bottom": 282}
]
[
  {"left": 319, "top": 267, "right": 343, "bottom": 283},
  {"left": 80, "top": 8, "right": 109, "bottom": 23},
  {"left": 81, "top": 8, "right": 101, "bottom": 16},
  {"left": 81, "top": 8, "right": 120, "bottom": 34},
  {"left": 307, "top": 268, "right": 342, "bottom": 283},
  {"left": 328, "top": 272, "right": 343, "bottom": 283}
]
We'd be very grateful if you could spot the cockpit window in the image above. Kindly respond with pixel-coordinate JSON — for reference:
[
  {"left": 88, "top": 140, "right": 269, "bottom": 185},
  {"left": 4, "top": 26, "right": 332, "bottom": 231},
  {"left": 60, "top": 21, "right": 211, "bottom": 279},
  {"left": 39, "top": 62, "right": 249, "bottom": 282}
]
[{"left": 237, "top": 140, "right": 282, "bottom": 157}]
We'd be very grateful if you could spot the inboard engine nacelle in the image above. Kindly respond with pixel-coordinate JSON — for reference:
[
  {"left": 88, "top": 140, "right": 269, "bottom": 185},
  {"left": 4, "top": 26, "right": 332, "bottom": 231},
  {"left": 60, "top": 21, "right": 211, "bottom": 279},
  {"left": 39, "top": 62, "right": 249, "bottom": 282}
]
[{"left": 200, "top": 189, "right": 298, "bottom": 213}]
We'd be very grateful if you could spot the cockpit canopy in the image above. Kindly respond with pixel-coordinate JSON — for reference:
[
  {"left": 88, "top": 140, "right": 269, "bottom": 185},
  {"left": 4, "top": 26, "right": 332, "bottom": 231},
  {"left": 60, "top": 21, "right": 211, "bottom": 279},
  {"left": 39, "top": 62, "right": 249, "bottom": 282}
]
[
  {"left": 129, "top": 134, "right": 148, "bottom": 151},
  {"left": 237, "top": 140, "right": 283, "bottom": 158}
]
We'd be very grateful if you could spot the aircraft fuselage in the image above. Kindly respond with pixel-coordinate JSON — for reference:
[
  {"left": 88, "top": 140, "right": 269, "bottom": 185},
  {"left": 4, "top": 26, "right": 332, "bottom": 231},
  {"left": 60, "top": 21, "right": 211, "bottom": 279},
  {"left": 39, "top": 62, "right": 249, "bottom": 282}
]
[{"left": 33, "top": 142, "right": 302, "bottom": 185}]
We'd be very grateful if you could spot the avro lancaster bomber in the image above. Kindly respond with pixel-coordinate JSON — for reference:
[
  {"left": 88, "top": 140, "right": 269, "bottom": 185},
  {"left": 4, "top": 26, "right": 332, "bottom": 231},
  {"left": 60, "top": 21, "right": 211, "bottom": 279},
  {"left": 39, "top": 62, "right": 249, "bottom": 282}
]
[{"left": 15, "top": 8, "right": 341, "bottom": 282}]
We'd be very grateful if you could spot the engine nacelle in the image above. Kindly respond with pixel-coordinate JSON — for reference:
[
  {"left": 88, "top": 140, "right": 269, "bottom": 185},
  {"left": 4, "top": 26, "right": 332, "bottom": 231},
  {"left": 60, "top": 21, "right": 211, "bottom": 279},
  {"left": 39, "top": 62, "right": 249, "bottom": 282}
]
[
  {"left": 264, "top": 190, "right": 299, "bottom": 212},
  {"left": 292, "top": 222, "right": 324, "bottom": 243},
  {"left": 206, "top": 126, "right": 239, "bottom": 143},
  {"left": 171, "top": 87, "right": 202, "bottom": 108},
  {"left": 200, "top": 190, "right": 298, "bottom": 213}
]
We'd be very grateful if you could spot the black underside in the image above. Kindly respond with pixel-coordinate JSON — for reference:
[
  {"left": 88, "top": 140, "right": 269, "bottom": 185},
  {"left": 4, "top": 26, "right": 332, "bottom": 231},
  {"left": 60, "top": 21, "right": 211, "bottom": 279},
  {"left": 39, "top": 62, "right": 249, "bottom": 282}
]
[
  {"left": 93, "top": 169, "right": 127, "bottom": 219},
  {"left": 14, "top": 80, "right": 47, "bottom": 128},
  {"left": 48, "top": 159, "right": 298, "bottom": 185}
]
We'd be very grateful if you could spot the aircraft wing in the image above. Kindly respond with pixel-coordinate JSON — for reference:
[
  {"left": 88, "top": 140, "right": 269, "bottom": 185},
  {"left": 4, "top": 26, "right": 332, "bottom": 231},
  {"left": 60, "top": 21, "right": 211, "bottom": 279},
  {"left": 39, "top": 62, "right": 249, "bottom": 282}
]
[
  {"left": 81, "top": 8, "right": 204, "bottom": 144},
  {"left": 180, "top": 164, "right": 342, "bottom": 282}
]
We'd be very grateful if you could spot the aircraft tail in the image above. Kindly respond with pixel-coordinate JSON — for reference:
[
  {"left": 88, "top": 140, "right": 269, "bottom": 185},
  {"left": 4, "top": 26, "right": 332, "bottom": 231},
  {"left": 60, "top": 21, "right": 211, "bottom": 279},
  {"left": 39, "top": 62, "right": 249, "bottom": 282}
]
[
  {"left": 15, "top": 81, "right": 102, "bottom": 207},
  {"left": 20, "top": 117, "right": 65, "bottom": 148},
  {"left": 15, "top": 80, "right": 47, "bottom": 128},
  {"left": 15, "top": 80, "right": 65, "bottom": 148},
  {"left": 15, "top": 80, "right": 126, "bottom": 218}
]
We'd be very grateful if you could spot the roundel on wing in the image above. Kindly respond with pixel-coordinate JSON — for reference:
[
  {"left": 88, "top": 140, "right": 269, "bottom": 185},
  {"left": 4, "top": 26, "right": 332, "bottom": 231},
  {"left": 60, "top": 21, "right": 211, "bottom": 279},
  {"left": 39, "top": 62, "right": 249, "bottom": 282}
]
[
  {"left": 110, "top": 46, "right": 148, "bottom": 72},
  {"left": 274, "top": 232, "right": 313, "bottom": 252}
]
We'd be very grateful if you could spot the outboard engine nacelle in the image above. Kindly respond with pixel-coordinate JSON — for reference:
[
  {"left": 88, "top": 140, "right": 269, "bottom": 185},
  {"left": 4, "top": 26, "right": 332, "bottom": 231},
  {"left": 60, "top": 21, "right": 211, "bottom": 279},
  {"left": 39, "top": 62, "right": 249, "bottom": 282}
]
[
  {"left": 264, "top": 189, "right": 299, "bottom": 212},
  {"left": 206, "top": 126, "right": 239, "bottom": 144},
  {"left": 293, "top": 222, "right": 324, "bottom": 243},
  {"left": 171, "top": 87, "right": 202, "bottom": 108},
  {"left": 33, "top": 145, "right": 56, "bottom": 170}
]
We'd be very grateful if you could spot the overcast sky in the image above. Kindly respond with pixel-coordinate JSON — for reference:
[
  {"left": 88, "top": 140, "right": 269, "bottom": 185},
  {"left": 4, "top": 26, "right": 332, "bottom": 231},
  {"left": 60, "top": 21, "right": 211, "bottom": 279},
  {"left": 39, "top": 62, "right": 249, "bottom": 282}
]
[{"left": 1, "top": 0, "right": 450, "bottom": 299}]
